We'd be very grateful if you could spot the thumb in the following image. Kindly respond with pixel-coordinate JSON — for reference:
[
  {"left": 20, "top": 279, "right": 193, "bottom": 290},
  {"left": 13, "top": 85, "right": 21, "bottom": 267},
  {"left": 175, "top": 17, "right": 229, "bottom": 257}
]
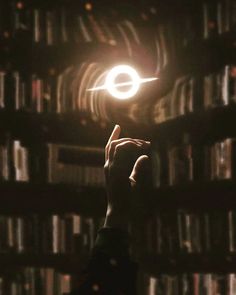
[{"left": 130, "top": 155, "right": 153, "bottom": 188}]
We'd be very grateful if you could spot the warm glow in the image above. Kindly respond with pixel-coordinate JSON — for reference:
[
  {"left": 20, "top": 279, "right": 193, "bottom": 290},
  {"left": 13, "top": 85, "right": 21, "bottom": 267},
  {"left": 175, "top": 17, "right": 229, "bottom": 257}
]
[
  {"left": 106, "top": 65, "right": 140, "bottom": 100},
  {"left": 87, "top": 65, "right": 158, "bottom": 100},
  {"left": 16, "top": 2, "right": 24, "bottom": 9},
  {"left": 85, "top": 3, "right": 93, "bottom": 11}
]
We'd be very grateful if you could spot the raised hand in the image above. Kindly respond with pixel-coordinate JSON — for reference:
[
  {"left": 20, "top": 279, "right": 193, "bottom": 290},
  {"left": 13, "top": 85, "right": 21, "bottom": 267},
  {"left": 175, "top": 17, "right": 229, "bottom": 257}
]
[{"left": 104, "top": 125, "right": 151, "bottom": 230}]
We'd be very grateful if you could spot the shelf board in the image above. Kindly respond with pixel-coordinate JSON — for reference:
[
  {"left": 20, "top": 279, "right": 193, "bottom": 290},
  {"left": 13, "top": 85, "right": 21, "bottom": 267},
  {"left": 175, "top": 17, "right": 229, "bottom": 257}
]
[
  {"left": 1, "top": 252, "right": 236, "bottom": 274},
  {"left": 0, "top": 110, "right": 113, "bottom": 146},
  {"left": 0, "top": 253, "right": 88, "bottom": 272},
  {"left": 141, "top": 253, "right": 236, "bottom": 274},
  {"left": 146, "top": 105, "right": 236, "bottom": 144},
  {"left": 0, "top": 182, "right": 106, "bottom": 215},
  {"left": 150, "top": 179, "right": 236, "bottom": 210},
  {"left": 1, "top": 106, "right": 236, "bottom": 144},
  {"left": 0, "top": 179, "right": 235, "bottom": 214},
  {"left": 180, "top": 31, "right": 236, "bottom": 77}
]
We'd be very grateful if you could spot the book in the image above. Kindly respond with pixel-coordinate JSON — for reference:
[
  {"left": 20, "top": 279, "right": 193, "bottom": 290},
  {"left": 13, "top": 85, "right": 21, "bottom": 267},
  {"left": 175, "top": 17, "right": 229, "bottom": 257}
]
[
  {"left": 0, "top": 267, "right": 76, "bottom": 295},
  {"left": 146, "top": 273, "right": 236, "bottom": 295},
  {"left": 0, "top": 213, "right": 102, "bottom": 254},
  {"left": 47, "top": 143, "right": 105, "bottom": 187}
]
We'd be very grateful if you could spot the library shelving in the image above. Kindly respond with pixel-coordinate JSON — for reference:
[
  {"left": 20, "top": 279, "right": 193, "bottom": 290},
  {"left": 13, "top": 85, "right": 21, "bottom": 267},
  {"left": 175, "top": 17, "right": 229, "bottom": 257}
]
[
  {"left": 0, "top": 182, "right": 106, "bottom": 215},
  {"left": 0, "top": 254, "right": 87, "bottom": 272},
  {"left": 1, "top": 178, "right": 236, "bottom": 214},
  {"left": 1, "top": 104, "right": 236, "bottom": 144},
  {"left": 141, "top": 254, "right": 236, "bottom": 275},
  {"left": 0, "top": 0, "right": 236, "bottom": 294}
]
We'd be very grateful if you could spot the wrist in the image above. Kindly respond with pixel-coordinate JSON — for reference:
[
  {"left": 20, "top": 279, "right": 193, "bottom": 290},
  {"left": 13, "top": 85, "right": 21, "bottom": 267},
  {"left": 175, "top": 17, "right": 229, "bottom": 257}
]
[
  {"left": 104, "top": 209, "right": 129, "bottom": 231},
  {"left": 94, "top": 227, "right": 130, "bottom": 257}
]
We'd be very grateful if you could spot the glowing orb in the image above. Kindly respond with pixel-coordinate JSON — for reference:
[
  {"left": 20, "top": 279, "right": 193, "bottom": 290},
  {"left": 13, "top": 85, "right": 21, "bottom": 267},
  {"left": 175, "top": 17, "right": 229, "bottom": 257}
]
[{"left": 87, "top": 65, "right": 158, "bottom": 100}]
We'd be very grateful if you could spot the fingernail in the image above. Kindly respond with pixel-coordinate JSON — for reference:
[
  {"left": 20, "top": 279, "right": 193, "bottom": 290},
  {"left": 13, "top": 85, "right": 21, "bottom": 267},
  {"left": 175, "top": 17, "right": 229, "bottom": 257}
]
[{"left": 145, "top": 141, "right": 151, "bottom": 144}]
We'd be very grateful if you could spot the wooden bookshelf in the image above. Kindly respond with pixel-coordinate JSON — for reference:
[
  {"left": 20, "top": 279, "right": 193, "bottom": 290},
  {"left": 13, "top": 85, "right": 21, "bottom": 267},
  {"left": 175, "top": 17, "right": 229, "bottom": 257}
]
[
  {"left": 141, "top": 253, "right": 236, "bottom": 275},
  {"left": 150, "top": 179, "right": 236, "bottom": 211},
  {"left": 0, "top": 109, "right": 112, "bottom": 146},
  {"left": 1, "top": 252, "right": 236, "bottom": 274},
  {"left": 0, "top": 1, "right": 235, "bottom": 290},
  {"left": 1, "top": 105, "right": 236, "bottom": 145},
  {"left": 0, "top": 179, "right": 236, "bottom": 214},
  {"left": 179, "top": 31, "right": 236, "bottom": 77},
  {"left": 0, "top": 182, "right": 106, "bottom": 215},
  {"left": 146, "top": 105, "right": 236, "bottom": 144},
  {"left": 0, "top": 253, "right": 88, "bottom": 273}
]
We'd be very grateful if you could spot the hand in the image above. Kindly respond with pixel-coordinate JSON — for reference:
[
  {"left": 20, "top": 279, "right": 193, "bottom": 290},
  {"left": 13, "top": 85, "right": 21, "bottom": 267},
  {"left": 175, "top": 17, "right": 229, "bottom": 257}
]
[{"left": 103, "top": 125, "right": 151, "bottom": 230}]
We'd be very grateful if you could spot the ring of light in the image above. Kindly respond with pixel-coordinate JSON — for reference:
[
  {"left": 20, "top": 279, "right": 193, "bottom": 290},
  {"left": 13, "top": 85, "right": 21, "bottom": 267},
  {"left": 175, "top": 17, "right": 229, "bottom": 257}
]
[
  {"left": 105, "top": 65, "right": 140, "bottom": 100},
  {"left": 87, "top": 65, "right": 158, "bottom": 100}
]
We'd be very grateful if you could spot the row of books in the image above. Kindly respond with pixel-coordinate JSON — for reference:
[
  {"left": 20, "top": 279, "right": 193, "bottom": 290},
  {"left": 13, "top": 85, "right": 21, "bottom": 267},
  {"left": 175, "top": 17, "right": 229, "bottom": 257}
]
[
  {"left": 146, "top": 273, "right": 236, "bottom": 295},
  {"left": 204, "top": 138, "right": 236, "bottom": 181},
  {"left": 202, "top": 0, "right": 235, "bottom": 39},
  {"left": 203, "top": 65, "right": 236, "bottom": 108},
  {"left": 47, "top": 143, "right": 105, "bottom": 186},
  {"left": 176, "top": 0, "right": 236, "bottom": 48},
  {"left": 0, "top": 213, "right": 103, "bottom": 254},
  {"left": 168, "top": 138, "right": 193, "bottom": 186},
  {"left": 0, "top": 267, "right": 75, "bottom": 295},
  {"left": 0, "top": 70, "right": 71, "bottom": 113},
  {"left": 57, "top": 63, "right": 109, "bottom": 118},
  {"left": 0, "top": 1, "right": 169, "bottom": 73},
  {"left": 0, "top": 60, "right": 164, "bottom": 117},
  {"left": 1, "top": 61, "right": 234, "bottom": 124},
  {"left": 0, "top": 29, "right": 235, "bottom": 122},
  {"left": 144, "top": 209, "right": 236, "bottom": 255},
  {"left": 0, "top": 140, "right": 105, "bottom": 187},
  {"left": 2, "top": 0, "right": 236, "bottom": 47},
  {"left": 0, "top": 63, "right": 155, "bottom": 119},
  {"left": 0, "top": 136, "right": 234, "bottom": 188},
  {"left": 4, "top": 1, "right": 150, "bottom": 46},
  {"left": 1, "top": 136, "right": 234, "bottom": 188},
  {"left": 167, "top": 137, "right": 235, "bottom": 186},
  {"left": 0, "top": 2, "right": 235, "bottom": 122},
  {"left": 153, "top": 64, "right": 236, "bottom": 125}
]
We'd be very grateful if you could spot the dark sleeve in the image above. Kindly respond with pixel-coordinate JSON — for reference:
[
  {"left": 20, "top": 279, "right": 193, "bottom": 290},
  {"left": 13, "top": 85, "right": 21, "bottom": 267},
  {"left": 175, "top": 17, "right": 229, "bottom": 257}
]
[{"left": 70, "top": 227, "right": 138, "bottom": 295}]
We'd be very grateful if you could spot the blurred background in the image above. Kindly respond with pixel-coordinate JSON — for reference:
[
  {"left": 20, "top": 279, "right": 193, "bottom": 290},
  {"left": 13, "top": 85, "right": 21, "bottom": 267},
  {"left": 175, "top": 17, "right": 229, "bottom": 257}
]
[{"left": 0, "top": 0, "right": 235, "bottom": 294}]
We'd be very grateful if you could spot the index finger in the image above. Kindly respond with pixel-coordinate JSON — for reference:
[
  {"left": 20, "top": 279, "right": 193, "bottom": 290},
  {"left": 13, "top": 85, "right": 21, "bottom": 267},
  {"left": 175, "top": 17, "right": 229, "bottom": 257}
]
[
  {"left": 105, "top": 125, "right": 121, "bottom": 162},
  {"left": 107, "top": 125, "right": 121, "bottom": 145}
]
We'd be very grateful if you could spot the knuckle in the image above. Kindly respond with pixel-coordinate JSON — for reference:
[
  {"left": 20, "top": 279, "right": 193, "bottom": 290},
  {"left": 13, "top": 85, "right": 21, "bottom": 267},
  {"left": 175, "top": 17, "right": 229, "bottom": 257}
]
[
  {"left": 107, "top": 140, "right": 118, "bottom": 153},
  {"left": 109, "top": 162, "right": 116, "bottom": 171},
  {"left": 108, "top": 163, "right": 123, "bottom": 176},
  {"left": 104, "top": 162, "right": 110, "bottom": 178},
  {"left": 104, "top": 161, "right": 109, "bottom": 170},
  {"left": 114, "top": 145, "right": 123, "bottom": 154},
  {"left": 110, "top": 141, "right": 116, "bottom": 150},
  {"left": 114, "top": 141, "right": 138, "bottom": 153}
]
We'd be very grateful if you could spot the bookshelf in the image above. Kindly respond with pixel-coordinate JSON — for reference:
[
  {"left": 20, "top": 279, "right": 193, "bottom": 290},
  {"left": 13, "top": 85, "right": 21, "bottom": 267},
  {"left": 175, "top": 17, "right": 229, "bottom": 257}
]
[
  {"left": 1, "top": 179, "right": 236, "bottom": 214},
  {"left": 1, "top": 104, "right": 236, "bottom": 145},
  {"left": 178, "top": 31, "right": 236, "bottom": 76},
  {"left": 150, "top": 179, "right": 236, "bottom": 210},
  {"left": 128, "top": 105, "right": 236, "bottom": 143},
  {"left": 0, "top": 182, "right": 106, "bottom": 215},
  {"left": 0, "top": 0, "right": 235, "bottom": 294},
  {"left": 0, "top": 109, "right": 113, "bottom": 145},
  {"left": 0, "top": 254, "right": 87, "bottom": 272},
  {"left": 2, "top": 252, "right": 236, "bottom": 275},
  {"left": 141, "top": 254, "right": 236, "bottom": 275}
]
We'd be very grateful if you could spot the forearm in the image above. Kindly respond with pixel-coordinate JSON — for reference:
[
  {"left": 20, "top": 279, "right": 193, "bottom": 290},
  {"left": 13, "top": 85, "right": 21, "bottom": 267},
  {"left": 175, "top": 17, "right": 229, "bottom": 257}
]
[{"left": 71, "top": 221, "right": 137, "bottom": 295}]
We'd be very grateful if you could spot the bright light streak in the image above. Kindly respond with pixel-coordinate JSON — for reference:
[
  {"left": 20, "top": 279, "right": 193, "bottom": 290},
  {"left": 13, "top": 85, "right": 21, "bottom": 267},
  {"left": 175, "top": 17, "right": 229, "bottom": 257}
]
[
  {"left": 106, "top": 65, "right": 140, "bottom": 99},
  {"left": 87, "top": 65, "right": 158, "bottom": 100}
]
